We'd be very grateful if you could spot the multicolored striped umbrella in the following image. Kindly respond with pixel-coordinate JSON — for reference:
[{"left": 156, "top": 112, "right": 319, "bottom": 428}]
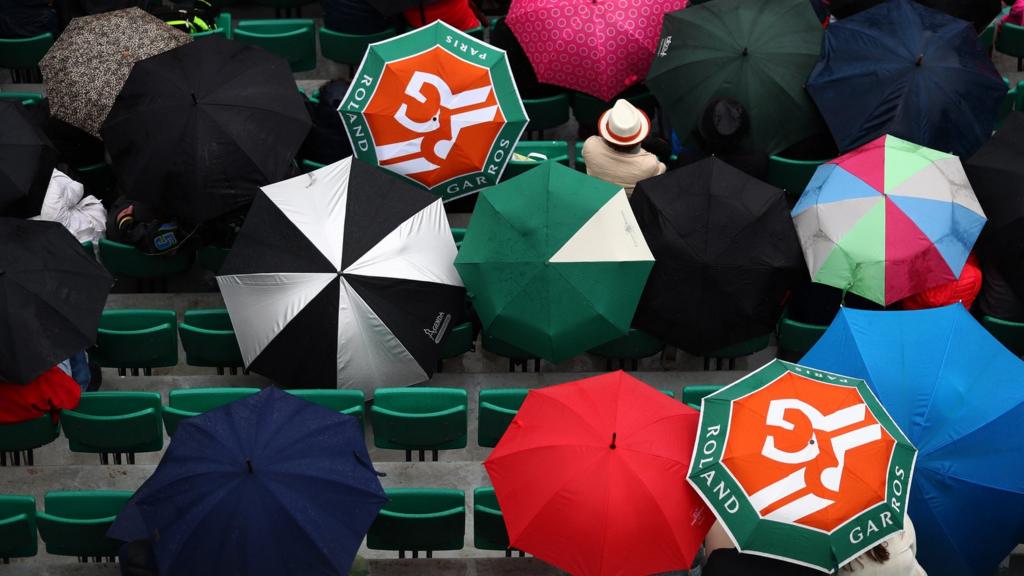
[{"left": 791, "top": 135, "right": 987, "bottom": 306}]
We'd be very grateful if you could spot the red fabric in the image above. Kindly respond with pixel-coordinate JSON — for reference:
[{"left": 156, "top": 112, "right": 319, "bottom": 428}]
[
  {"left": 404, "top": 0, "right": 479, "bottom": 30},
  {"left": 484, "top": 371, "right": 712, "bottom": 576},
  {"left": 1004, "top": 0, "right": 1024, "bottom": 25},
  {"left": 901, "top": 253, "right": 983, "bottom": 311},
  {"left": 0, "top": 367, "right": 81, "bottom": 424}
]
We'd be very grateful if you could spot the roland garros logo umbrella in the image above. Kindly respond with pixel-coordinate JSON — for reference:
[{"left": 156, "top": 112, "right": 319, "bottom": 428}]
[
  {"left": 339, "top": 21, "right": 529, "bottom": 202},
  {"left": 689, "top": 360, "right": 916, "bottom": 573}
]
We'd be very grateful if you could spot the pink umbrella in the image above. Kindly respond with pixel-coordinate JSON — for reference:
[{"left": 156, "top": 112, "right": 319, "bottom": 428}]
[{"left": 506, "top": 0, "right": 687, "bottom": 101}]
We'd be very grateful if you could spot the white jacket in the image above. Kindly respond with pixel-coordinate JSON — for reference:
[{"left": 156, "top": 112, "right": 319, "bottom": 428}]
[{"left": 32, "top": 169, "right": 106, "bottom": 244}]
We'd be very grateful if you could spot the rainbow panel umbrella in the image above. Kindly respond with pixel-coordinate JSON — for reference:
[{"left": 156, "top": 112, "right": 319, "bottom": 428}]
[
  {"left": 339, "top": 21, "right": 528, "bottom": 203},
  {"left": 791, "top": 134, "right": 986, "bottom": 306},
  {"left": 689, "top": 359, "right": 916, "bottom": 573}
]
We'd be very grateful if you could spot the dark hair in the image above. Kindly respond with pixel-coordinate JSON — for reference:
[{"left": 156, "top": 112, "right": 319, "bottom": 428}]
[
  {"left": 842, "top": 543, "right": 890, "bottom": 571},
  {"left": 698, "top": 97, "right": 748, "bottom": 152}
]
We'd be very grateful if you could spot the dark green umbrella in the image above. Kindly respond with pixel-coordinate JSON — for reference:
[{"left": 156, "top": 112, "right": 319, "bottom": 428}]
[{"left": 647, "top": 0, "right": 823, "bottom": 155}]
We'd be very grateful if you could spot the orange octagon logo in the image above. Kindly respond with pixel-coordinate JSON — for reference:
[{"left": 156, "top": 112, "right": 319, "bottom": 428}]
[{"left": 722, "top": 371, "right": 896, "bottom": 532}]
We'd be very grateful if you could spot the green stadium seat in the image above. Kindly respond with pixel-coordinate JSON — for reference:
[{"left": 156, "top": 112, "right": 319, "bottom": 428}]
[
  {"left": 450, "top": 227, "right": 467, "bottom": 244},
  {"left": 371, "top": 388, "right": 468, "bottom": 461},
  {"left": 482, "top": 332, "right": 540, "bottom": 372},
  {"left": 474, "top": 487, "right": 523, "bottom": 555},
  {"left": 571, "top": 89, "right": 658, "bottom": 132},
  {"left": 682, "top": 385, "right": 724, "bottom": 410},
  {"left": 465, "top": 26, "right": 484, "bottom": 40},
  {"left": 367, "top": 488, "right": 465, "bottom": 557},
  {"left": 0, "top": 91, "right": 44, "bottom": 107},
  {"left": 0, "top": 32, "right": 53, "bottom": 83},
  {"left": 0, "top": 415, "right": 60, "bottom": 467},
  {"left": 92, "top": 309, "right": 178, "bottom": 376},
  {"left": 478, "top": 388, "right": 527, "bottom": 448},
  {"left": 300, "top": 159, "right": 327, "bottom": 173},
  {"left": 777, "top": 309, "right": 827, "bottom": 361},
  {"left": 179, "top": 308, "right": 245, "bottom": 374},
  {"left": 319, "top": 27, "right": 396, "bottom": 75},
  {"left": 523, "top": 93, "right": 570, "bottom": 139},
  {"left": 73, "top": 162, "right": 114, "bottom": 203},
  {"left": 703, "top": 334, "right": 770, "bottom": 371},
  {"left": 588, "top": 328, "right": 664, "bottom": 371},
  {"left": 501, "top": 141, "right": 571, "bottom": 180},
  {"left": 197, "top": 244, "right": 230, "bottom": 274},
  {"left": 191, "top": 27, "right": 226, "bottom": 38},
  {"left": 575, "top": 140, "right": 586, "bottom": 172},
  {"left": 997, "top": 78, "right": 1017, "bottom": 130},
  {"left": 982, "top": 315, "right": 1024, "bottom": 358},
  {"left": 164, "top": 388, "right": 261, "bottom": 436},
  {"left": 61, "top": 392, "right": 163, "bottom": 464},
  {"left": 766, "top": 155, "right": 829, "bottom": 199},
  {"left": 36, "top": 491, "right": 132, "bottom": 561},
  {"left": 437, "top": 322, "right": 475, "bottom": 371},
  {"left": 0, "top": 495, "right": 37, "bottom": 561},
  {"left": 234, "top": 19, "right": 317, "bottom": 72},
  {"left": 997, "top": 22, "right": 1024, "bottom": 71},
  {"left": 248, "top": 0, "right": 316, "bottom": 18},
  {"left": 1016, "top": 80, "right": 1024, "bottom": 113},
  {"left": 98, "top": 238, "right": 194, "bottom": 292},
  {"left": 191, "top": 12, "right": 232, "bottom": 38},
  {"left": 287, "top": 389, "right": 365, "bottom": 427}
]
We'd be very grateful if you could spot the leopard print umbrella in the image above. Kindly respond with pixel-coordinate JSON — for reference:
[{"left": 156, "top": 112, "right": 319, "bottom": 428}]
[{"left": 40, "top": 8, "right": 191, "bottom": 138}]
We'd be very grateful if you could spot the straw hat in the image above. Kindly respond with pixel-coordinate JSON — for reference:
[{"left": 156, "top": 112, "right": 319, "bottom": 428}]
[{"left": 598, "top": 99, "right": 651, "bottom": 147}]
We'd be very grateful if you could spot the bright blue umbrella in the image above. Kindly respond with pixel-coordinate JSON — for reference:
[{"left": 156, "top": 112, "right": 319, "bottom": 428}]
[
  {"left": 801, "top": 305, "right": 1024, "bottom": 576},
  {"left": 806, "top": 0, "right": 1006, "bottom": 159},
  {"left": 108, "top": 387, "right": 386, "bottom": 576}
]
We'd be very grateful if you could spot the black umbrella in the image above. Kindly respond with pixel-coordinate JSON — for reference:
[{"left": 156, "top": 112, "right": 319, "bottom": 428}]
[
  {"left": 966, "top": 112, "right": 1024, "bottom": 297},
  {"left": 629, "top": 158, "right": 804, "bottom": 355},
  {"left": 0, "top": 219, "right": 112, "bottom": 384},
  {"left": 365, "top": 0, "right": 441, "bottom": 18},
  {"left": 0, "top": 101, "right": 57, "bottom": 218},
  {"left": 101, "top": 36, "right": 311, "bottom": 225},
  {"left": 830, "top": 0, "right": 1001, "bottom": 31}
]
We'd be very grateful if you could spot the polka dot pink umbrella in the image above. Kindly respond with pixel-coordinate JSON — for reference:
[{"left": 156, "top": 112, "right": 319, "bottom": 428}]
[{"left": 506, "top": 0, "right": 687, "bottom": 102}]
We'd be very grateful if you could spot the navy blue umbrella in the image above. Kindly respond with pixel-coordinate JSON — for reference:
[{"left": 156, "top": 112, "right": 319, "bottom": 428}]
[
  {"left": 807, "top": 0, "right": 1005, "bottom": 159},
  {"left": 108, "top": 387, "right": 385, "bottom": 576}
]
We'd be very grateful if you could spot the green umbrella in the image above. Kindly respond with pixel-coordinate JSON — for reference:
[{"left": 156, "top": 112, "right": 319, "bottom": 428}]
[
  {"left": 455, "top": 162, "right": 654, "bottom": 363},
  {"left": 647, "top": 0, "right": 823, "bottom": 155}
]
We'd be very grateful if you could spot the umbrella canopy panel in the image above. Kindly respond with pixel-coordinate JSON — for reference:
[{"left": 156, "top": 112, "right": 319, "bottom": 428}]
[
  {"left": 829, "top": 0, "right": 1002, "bottom": 31},
  {"left": 218, "top": 158, "right": 465, "bottom": 392},
  {"left": 647, "top": 0, "right": 824, "bottom": 155},
  {"left": 690, "top": 359, "right": 916, "bottom": 573},
  {"left": 792, "top": 134, "right": 986, "bottom": 305},
  {"left": 0, "top": 101, "right": 57, "bottom": 218},
  {"left": 630, "top": 157, "right": 804, "bottom": 355},
  {"left": 40, "top": 7, "right": 192, "bottom": 138},
  {"left": 101, "top": 36, "right": 312, "bottom": 224},
  {"left": 340, "top": 21, "right": 528, "bottom": 202}
]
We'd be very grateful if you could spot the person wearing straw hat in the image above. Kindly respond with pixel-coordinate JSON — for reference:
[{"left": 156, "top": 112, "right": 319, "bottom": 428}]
[{"left": 582, "top": 99, "right": 666, "bottom": 197}]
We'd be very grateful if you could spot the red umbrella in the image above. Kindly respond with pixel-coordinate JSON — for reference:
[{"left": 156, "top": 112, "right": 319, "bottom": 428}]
[
  {"left": 506, "top": 0, "right": 687, "bottom": 101},
  {"left": 484, "top": 371, "right": 712, "bottom": 576}
]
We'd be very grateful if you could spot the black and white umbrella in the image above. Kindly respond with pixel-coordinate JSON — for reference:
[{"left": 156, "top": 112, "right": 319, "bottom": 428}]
[{"left": 217, "top": 158, "right": 465, "bottom": 391}]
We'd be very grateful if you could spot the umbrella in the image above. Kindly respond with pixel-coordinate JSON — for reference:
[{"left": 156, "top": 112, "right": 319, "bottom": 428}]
[
  {"left": 801, "top": 305, "right": 1024, "bottom": 576},
  {"left": 964, "top": 112, "right": 1024, "bottom": 298},
  {"left": 365, "top": 0, "right": 441, "bottom": 17},
  {"left": 505, "top": 0, "right": 686, "bottom": 102},
  {"left": 484, "top": 371, "right": 712, "bottom": 576},
  {"left": 108, "top": 387, "right": 386, "bottom": 576},
  {"left": 0, "top": 101, "right": 57, "bottom": 218},
  {"left": 39, "top": 7, "right": 191, "bottom": 138},
  {"left": 646, "top": 0, "right": 824, "bottom": 155},
  {"left": 806, "top": 0, "right": 1006, "bottom": 159},
  {"left": 689, "top": 359, "right": 916, "bottom": 573},
  {"left": 630, "top": 157, "right": 804, "bottom": 355},
  {"left": 455, "top": 161, "right": 654, "bottom": 363},
  {"left": 339, "top": 21, "right": 528, "bottom": 202},
  {"left": 101, "top": 36, "right": 311, "bottom": 225},
  {"left": 217, "top": 158, "right": 465, "bottom": 392},
  {"left": 792, "top": 134, "right": 987, "bottom": 306},
  {"left": 0, "top": 218, "right": 112, "bottom": 384},
  {"left": 830, "top": 0, "right": 1001, "bottom": 31}
]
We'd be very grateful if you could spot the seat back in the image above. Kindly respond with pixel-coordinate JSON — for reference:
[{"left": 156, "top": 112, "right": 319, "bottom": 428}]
[
  {"left": 93, "top": 309, "right": 179, "bottom": 370},
  {"left": 0, "top": 415, "right": 60, "bottom": 453},
  {"left": 371, "top": 388, "right": 468, "bottom": 451},
  {"left": 37, "top": 491, "right": 131, "bottom": 558},
  {"left": 706, "top": 334, "right": 770, "bottom": 359},
  {"left": 523, "top": 93, "right": 570, "bottom": 133},
  {"left": 588, "top": 328, "right": 663, "bottom": 360},
  {"left": 477, "top": 388, "right": 528, "bottom": 447},
  {"left": 235, "top": 19, "right": 316, "bottom": 72},
  {"left": 368, "top": 488, "right": 466, "bottom": 552},
  {"left": 179, "top": 308, "right": 244, "bottom": 369},
  {"left": 0, "top": 495, "right": 37, "bottom": 559},
  {"left": 98, "top": 238, "right": 194, "bottom": 279},
  {"left": 682, "top": 385, "right": 724, "bottom": 410},
  {"left": 440, "top": 322, "right": 475, "bottom": 360},
  {"left": 165, "top": 387, "right": 259, "bottom": 436},
  {"left": 481, "top": 332, "right": 536, "bottom": 360},
  {"left": 197, "top": 245, "right": 231, "bottom": 273},
  {"left": 473, "top": 487, "right": 509, "bottom": 551},
  {"left": 982, "top": 315, "right": 1024, "bottom": 357},
  {"left": 0, "top": 91, "right": 44, "bottom": 106},
  {"left": 287, "top": 389, "right": 366, "bottom": 424},
  {"left": 319, "top": 26, "right": 396, "bottom": 66},
  {"left": 502, "top": 141, "right": 571, "bottom": 180},
  {"left": 777, "top": 310, "right": 828, "bottom": 359},
  {"left": 766, "top": 155, "right": 829, "bottom": 198},
  {"left": 997, "top": 22, "right": 1024, "bottom": 57},
  {"left": 62, "top": 392, "right": 164, "bottom": 454},
  {"left": 0, "top": 32, "right": 54, "bottom": 69}
]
